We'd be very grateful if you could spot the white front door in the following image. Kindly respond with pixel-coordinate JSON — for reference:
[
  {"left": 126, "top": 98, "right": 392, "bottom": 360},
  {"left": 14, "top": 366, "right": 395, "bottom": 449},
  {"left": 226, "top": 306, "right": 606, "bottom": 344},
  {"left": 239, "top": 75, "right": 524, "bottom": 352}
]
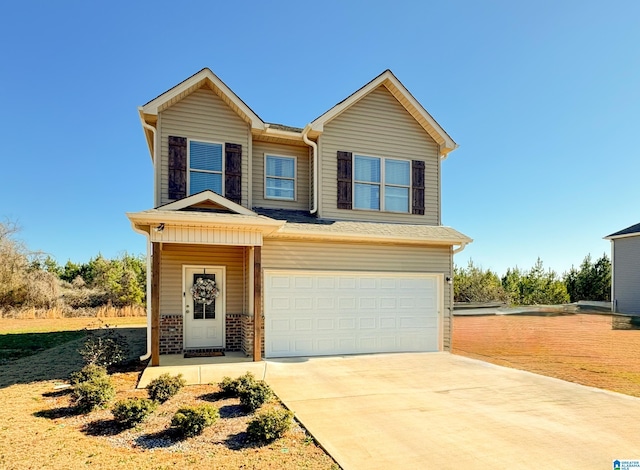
[{"left": 184, "top": 266, "right": 225, "bottom": 349}]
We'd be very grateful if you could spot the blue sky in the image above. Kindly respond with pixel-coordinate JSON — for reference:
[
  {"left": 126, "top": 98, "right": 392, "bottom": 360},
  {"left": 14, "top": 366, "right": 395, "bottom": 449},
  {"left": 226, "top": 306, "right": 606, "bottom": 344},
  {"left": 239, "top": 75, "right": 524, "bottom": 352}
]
[{"left": 1, "top": 0, "right": 638, "bottom": 276}]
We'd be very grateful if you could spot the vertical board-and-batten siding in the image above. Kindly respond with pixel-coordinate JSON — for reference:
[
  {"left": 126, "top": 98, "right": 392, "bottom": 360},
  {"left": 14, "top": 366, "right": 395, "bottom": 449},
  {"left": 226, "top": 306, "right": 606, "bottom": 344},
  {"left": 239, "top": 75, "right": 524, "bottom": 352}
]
[
  {"left": 252, "top": 140, "right": 310, "bottom": 211},
  {"left": 261, "top": 239, "right": 453, "bottom": 349},
  {"left": 613, "top": 236, "right": 640, "bottom": 314},
  {"left": 158, "top": 86, "right": 250, "bottom": 207},
  {"left": 319, "top": 85, "right": 440, "bottom": 224},
  {"left": 160, "top": 244, "right": 246, "bottom": 316}
]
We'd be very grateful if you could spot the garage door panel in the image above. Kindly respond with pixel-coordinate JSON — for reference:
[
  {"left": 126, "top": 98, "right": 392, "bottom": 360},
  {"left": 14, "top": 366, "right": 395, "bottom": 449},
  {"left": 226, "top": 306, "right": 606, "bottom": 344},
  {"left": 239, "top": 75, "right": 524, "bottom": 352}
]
[
  {"left": 359, "top": 318, "right": 376, "bottom": 329},
  {"left": 265, "top": 271, "right": 440, "bottom": 358}
]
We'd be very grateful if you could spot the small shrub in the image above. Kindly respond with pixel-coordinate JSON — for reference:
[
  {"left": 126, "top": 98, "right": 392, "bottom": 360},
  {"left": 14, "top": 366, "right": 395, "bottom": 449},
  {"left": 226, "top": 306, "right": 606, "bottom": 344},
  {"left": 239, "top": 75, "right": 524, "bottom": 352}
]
[
  {"left": 247, "top": 407, "right": 294, "bottom": 442},
  {"left": 239, "top": 380, "right": 273, "bottom": 412},
  {"left": 112, "top": 398, "right": 157, "bottom": 428},
  {"left": 147, "top": 373, "right": 186, "bottom": 403},
  {"left": 69, "top": 364, "right": 108, "bottom": 385},
  {"left": 72, "top": 376, "right": 116, "bottom": 412},
  {"left": 79, "top": 324, "right": 130, "bottom": 367},
  {"left": 171, "top": 405, "right": 219, "bottom": 438},
  {"left": 218, "top": 372, "right": 257, "bottom": 397}
]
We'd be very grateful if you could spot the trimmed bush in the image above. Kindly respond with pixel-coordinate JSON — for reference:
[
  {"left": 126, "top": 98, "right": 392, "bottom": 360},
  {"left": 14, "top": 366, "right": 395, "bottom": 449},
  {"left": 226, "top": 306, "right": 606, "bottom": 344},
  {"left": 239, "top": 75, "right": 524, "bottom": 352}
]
[
  {"left": 69, "top": 364, "right": 108, "bottom": 385},
  {"left": 147, "top": 373, "right": 186, "bottom": 403},
  {"left": 72, "top": 375, "right": 116, "bottom": 412},
  {"left": 239, "top": 380, "right": 273, "bottom": 412},
  {"left": 79, "top": 326, "right": 130, "bottom": 367},
  {"left": 247, "top": 407, "right": 294, "bottom": 442},
  {"left": 112, "top": 398, "right": 157, "bottom": 428},
  {"left": 218, "top": 372, "right": 256, "bottom": 397},
  {"left": 171, "top": 405, "right": 219, "bottom": 438}
]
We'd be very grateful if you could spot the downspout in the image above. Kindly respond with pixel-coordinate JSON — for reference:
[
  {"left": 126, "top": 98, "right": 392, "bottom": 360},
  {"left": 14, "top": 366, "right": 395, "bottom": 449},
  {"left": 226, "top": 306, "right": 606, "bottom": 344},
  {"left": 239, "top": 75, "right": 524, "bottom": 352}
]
[
  {"left": 302, "top": 125, "right": 318, "bottom": 214},
  {"left": 137, "top": 111, "right": 157, "bottom": 361}
]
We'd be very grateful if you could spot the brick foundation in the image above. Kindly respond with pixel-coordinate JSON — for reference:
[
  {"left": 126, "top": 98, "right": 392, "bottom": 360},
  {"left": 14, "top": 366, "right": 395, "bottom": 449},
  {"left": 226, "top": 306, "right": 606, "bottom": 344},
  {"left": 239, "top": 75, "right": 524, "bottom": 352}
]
[
  {"left": 159, "top": 312, "right": 261, "bottom": 357},
  {"left": 225, "top": 313, "right": 242, "bottom": 352},
  {"left": 160, "top": 314, "right": 183, "bottom": 355}
]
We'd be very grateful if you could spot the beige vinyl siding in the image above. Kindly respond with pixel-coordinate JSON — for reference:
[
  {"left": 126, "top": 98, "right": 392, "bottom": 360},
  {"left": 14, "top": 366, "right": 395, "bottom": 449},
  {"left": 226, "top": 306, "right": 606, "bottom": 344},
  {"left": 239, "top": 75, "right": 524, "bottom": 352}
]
[
  {"left": 158, "top": 86, "right": 250, "bottom": 207},
  {"left": 159, "top": 244, "right": 246, "bottom": 316},
  {"left": 262, "top": 239, "right": 453, "bottom": 349},
  {"left": 252, "top": 141, "right": 310, "bottom": 211},
  {"left": 319, "top": 86, "right": 440, "bottom": 224}
]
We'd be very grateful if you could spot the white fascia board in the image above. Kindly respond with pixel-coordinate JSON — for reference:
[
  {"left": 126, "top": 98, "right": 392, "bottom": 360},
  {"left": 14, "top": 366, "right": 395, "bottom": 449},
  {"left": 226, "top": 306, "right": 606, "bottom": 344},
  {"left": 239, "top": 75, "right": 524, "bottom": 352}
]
[
  {"left": 267, "top": 228, "right": 472, "bottom": 246},
  {"left": 126, "top": 211, "right": 284, "bottom": 231},
  {"left": 604, "top": 232, "right": 640, "bottom": 241}
]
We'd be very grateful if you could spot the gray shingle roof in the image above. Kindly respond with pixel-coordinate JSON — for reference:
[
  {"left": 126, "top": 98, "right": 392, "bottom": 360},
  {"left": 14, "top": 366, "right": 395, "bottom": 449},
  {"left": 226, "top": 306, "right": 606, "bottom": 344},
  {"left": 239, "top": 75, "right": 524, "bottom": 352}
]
[{"left": 606, "top": 222, "right": 640, "bottom": 239}]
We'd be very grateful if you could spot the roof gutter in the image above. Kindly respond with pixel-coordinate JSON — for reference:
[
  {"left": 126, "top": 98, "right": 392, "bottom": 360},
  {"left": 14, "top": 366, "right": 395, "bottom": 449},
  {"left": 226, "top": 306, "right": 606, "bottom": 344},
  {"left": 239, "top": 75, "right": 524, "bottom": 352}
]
[
  {"left": 302, "top": 124, "right": 318, "bottom": 214},
  {"left": 453, "top": 241, "right": 468, "bottom": 254}
]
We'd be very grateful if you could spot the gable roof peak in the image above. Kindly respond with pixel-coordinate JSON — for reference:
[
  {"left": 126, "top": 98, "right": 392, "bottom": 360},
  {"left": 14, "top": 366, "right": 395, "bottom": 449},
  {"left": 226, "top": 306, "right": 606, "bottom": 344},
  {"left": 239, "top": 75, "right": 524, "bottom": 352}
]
[
  {"left": 309, "top": 69, "right": 457, "bottom": 157},
  {"left": 157, "top": 190, "right": 257, "bottom": 216},
  {"left": 140, "top": 68, "right": 265, "bottom": 131}
]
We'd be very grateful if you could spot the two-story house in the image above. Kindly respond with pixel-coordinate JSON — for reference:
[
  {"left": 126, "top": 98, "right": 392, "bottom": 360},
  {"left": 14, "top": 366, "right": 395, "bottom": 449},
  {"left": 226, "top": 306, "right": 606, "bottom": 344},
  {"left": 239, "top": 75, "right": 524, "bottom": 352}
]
[{"left": 127, "top": 68, "right": 471, "bottom": 366}]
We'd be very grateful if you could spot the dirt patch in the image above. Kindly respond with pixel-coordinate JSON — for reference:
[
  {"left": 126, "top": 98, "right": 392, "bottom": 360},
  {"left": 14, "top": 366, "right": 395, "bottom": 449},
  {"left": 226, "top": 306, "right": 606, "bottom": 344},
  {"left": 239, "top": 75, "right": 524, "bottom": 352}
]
[{"left": 452, "top": 313, "right": 640, "bottom": 397}]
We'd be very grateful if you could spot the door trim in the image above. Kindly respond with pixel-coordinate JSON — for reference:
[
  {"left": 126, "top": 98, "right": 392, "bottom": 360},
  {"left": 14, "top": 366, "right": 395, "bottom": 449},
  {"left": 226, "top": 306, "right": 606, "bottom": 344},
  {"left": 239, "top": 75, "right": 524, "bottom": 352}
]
[{"left": 182, "top": 264, "right": 226, "bottom": 349}]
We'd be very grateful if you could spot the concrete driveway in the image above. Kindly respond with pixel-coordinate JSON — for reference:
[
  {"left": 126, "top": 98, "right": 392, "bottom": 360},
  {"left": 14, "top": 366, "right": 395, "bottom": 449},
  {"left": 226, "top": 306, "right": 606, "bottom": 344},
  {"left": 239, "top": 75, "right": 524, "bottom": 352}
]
[{"left": 263, "top": 352, "right": 640, "bottom": 470}]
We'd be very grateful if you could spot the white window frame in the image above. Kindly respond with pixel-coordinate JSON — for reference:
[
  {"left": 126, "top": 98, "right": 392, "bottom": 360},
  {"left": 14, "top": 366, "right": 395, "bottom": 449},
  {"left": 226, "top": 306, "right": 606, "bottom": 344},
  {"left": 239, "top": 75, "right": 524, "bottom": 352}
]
[
  {"left": 187, "top": 139, "right": 225, "bottom": 196},
  {"left": 353, "top": 154, "right": 411, "bottom": 213},
  {"left": 264, "top": 154, "right": 297, "bottom": 201}
]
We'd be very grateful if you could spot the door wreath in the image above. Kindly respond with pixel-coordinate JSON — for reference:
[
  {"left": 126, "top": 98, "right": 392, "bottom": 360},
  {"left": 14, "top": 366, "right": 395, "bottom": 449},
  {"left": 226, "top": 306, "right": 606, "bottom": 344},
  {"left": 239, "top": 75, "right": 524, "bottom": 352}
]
[{"left": 190, "top": 277, "right": 220, "bottom": 305}]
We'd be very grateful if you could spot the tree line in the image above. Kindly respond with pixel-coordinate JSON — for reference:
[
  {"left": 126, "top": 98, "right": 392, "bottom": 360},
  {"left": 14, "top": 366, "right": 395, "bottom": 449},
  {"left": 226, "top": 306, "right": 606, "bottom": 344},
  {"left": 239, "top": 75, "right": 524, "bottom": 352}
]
[
  {"left": 0, "top": 220, "right": 146, "bottom": 311},
  {"left": 454, "top": 254, "right": 611, "bottom": 305}
]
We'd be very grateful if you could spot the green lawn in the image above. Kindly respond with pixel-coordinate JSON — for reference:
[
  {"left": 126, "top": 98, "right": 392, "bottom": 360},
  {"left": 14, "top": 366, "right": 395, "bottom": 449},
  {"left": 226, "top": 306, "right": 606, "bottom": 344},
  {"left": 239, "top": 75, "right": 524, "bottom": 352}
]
[{"left": 0, "top": 330, "right": 85, "bottom": 363}]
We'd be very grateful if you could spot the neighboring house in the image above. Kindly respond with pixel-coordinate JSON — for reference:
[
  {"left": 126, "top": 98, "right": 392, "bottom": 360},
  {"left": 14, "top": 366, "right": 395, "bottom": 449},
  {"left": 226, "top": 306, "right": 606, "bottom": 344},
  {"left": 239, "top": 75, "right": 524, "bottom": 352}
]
[
  {"left": 605, "top": 222, "right": 640, "bottom": 314},
  {"left": 127, "top": 68, "right": 472, "bottom": 366}
]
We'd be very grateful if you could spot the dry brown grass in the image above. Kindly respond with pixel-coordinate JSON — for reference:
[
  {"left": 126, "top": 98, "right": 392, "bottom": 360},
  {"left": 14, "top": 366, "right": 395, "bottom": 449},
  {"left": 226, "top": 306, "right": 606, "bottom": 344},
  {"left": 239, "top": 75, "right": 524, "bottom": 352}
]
[
  {"left": 0, "top": 318, "right": 338, "bottom": 470},
  {"left": 452, "top": 313, "right": 640, "bottom": 397},
  {"left": 1, "top": 305, "right": 146, "bottom": 319}
]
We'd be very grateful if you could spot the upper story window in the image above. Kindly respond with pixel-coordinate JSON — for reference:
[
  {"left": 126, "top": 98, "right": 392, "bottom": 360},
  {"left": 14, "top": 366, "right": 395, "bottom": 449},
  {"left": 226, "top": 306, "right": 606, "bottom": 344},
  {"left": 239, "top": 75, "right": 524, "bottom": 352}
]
[
  {"left": 265, "top": 155, "right": 296, "bottom": 200},
  {"left": 354, "top": 155, "right": 410, "bottom": 212},
  {"left": 189, "top": 140, "right": 223, "bottom": 195}
]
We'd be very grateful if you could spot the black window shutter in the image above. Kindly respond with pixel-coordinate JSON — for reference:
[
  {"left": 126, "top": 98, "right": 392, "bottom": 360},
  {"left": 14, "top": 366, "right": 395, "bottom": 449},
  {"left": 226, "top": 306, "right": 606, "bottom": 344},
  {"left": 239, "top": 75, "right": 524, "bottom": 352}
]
[
  {"left": 412, "top": 160, "right": 425, "bottom": 215},
  {"left": 225, "top": 143, "right": 242, "bottom": 204},
  {"left": 168, "top": 136, "right": 187, "bottom": 200},
  {"left": 337, "top": 151, "right": 353, "bottom": 210}
]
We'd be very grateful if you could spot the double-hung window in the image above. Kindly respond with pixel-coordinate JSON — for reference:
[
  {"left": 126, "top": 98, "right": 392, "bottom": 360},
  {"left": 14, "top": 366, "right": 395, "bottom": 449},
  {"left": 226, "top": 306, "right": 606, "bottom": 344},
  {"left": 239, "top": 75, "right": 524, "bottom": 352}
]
[
  {"left": 354, "top": 155, "right": 410, "bottom": 212},
  {"left": 265, "top": 155, "right": 295, "bottom": 200},
  {"left": 189, "top": 140, "right": 223, "bottom": 196}
]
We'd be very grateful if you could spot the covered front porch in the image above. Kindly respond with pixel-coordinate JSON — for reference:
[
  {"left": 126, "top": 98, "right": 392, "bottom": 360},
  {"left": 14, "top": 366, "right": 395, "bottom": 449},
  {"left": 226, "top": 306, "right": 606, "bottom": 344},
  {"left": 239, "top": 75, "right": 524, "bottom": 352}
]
[{"left": 127, "top": 191, "right": 284, "bottom": 367}]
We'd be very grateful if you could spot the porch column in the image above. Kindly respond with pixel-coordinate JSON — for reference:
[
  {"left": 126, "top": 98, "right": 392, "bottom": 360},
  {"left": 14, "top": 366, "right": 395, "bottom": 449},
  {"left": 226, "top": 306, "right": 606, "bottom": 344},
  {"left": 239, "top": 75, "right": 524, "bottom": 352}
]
[
  {"left": 253, "top": 245, "right": 262, "bottom": 361},
  {"left": 151, "top": 242, "right": 161, "bottom": 366}
]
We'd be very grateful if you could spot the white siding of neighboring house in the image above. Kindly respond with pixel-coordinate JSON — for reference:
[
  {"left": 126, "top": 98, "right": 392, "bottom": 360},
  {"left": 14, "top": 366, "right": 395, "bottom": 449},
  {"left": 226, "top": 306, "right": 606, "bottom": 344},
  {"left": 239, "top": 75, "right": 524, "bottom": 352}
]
[
  {"left": 613, "top": 236, "right": 640, "bottom": 314},
  {"left": 318, "top": 85, "right": 440, "bottom": 225},
  {"left": 261, "top": 239, "right": 454, "bottom": 350},
  {"left": 252, "top": 140, "right": 311, "bottom": 211},
  {"left": 158, "top": 86, "right": 250, "bottom": 207}
]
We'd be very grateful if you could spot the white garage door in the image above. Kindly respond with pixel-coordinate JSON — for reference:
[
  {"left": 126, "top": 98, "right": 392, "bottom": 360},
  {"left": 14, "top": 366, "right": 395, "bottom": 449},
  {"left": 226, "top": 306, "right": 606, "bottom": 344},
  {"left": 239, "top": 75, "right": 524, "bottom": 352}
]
[{"left": 264, "top": 270, "right": 441, "bottom": 358}]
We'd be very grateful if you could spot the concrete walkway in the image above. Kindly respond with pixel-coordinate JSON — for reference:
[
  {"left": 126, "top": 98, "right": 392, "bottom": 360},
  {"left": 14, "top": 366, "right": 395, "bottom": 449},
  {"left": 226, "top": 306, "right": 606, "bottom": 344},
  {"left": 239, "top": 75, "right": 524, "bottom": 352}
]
[{"left": 140, "top": 353, "right": 640, "bottom": 469}]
